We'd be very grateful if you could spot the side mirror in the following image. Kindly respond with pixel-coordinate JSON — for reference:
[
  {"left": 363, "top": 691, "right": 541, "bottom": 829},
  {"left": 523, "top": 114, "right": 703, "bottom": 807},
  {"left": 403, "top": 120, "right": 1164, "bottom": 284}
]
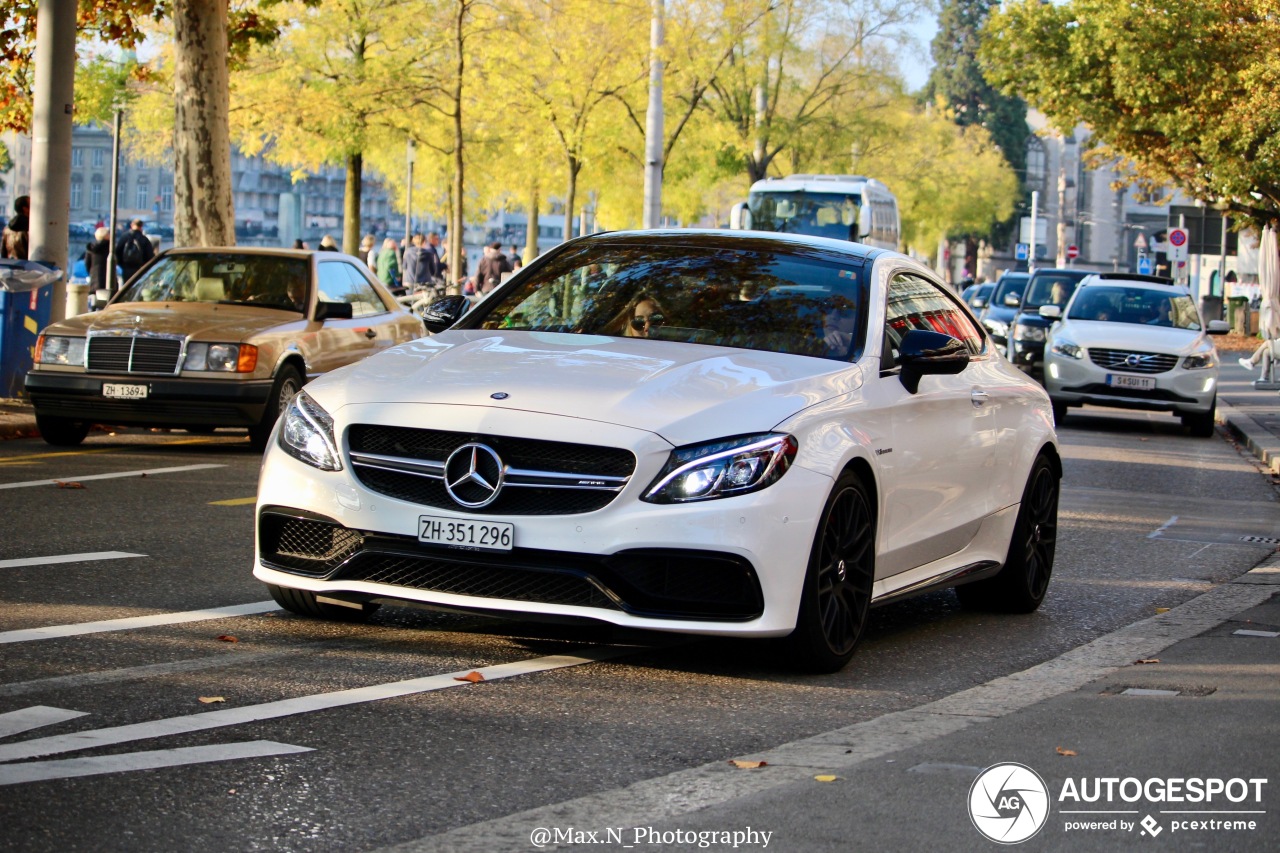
[
  {"left": 1206, "top": 319, "right": 1230, "bottom": 335},
  {"left": 971, "top": 296, "right": 989, "bottom": 309},
  {"left": 421, "top": 294, "right": 469, "bottom": 333},
  {"left": 1039, "top": 305, "right": 1062, "bottom": 320},
  {"left": 897, "top": 329, "right": 970, "bottom": 394},
  {"left": 1004, "top": 293, "right": 1022, "bottom": 308},
  {"left": 729, "top": 203, "right": 752, "bottom": 230},
  {"left": 314, "top": 300, "right": 354, "bottom": 322}
]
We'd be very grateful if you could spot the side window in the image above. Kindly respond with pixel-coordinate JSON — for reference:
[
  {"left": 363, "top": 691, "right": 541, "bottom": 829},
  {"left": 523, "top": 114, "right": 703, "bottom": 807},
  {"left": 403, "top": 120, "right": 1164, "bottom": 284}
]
[
  {"left": 317, "top": 262, "right": 387, "bottom": 318},
  {"left": 884, "top": 273, "right": 985, "bottom": 360}
]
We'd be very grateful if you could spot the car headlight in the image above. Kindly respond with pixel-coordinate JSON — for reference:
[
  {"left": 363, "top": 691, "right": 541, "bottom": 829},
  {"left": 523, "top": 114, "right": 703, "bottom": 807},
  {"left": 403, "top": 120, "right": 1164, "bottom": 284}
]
[
  {"left": 1050, "top": 338, "right": 1083, "bottom": 359},
  {"left": 642, "top": 433, "right": 797, "bottom": 504},
  {"left": 984, "top": 320, "right": 1008, "bottom": 338},
  {"left": 1183, "top": 352, "right": 1217, "bottom": 370},
  {"left": 34, "top": 335, "right": 86, "bottom": 366},
  {"left": 183, "top": 342, "right": 259, "bottom": 372},
  {"left": 279, "top": 392, "right": 342, "bottom": 471},
  {"left": 1014, "top": 324, "right": 1046, "bottom": 343}
]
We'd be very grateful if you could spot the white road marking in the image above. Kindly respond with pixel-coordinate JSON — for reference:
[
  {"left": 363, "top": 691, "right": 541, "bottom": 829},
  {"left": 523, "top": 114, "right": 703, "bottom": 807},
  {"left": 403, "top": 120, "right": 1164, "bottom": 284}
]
[
  {"left": 0, "top": 706, "right": 88, "bottom": 739},
  {"left": 0, "top": 551, "right": 146, "bottom": 570},
  {"left": 0, "top": 647, "right": 633, "bottom": 763},
  {"left": 0, "top": 601, "right": 279, "bottom": 645},
  {"left": 1121, "top": 688, "right": 1180, "bottom": 697},
  {"left": 0, "top": 741, "right": 312, "bottom": 786},
  {"left": 1147, "top": 514, "right": 1179, "bottom": 538},
  {"left": 0, "top": 463, "right": 224, "bottom": 490},
  {"left": 1234, "top": 629, "right": 1280, "bottom": 638},
  {"left": 0, "top": 651, "right": 298, "bottom": 698}
]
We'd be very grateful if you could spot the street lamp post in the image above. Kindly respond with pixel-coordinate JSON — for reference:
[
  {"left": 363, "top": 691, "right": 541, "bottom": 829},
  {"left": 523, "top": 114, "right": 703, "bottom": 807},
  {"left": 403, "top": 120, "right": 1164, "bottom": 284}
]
[
  {"left": 404, "top": 139, "right": 415, "bottom": 244},
  {"left": 107, "top": 103, "right": 123, "bottom": 294}
]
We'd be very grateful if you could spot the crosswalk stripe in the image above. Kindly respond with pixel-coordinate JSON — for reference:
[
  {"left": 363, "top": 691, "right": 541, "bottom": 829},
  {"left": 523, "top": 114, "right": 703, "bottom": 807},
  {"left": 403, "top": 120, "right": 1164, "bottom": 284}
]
[
  {"left": 0, "top": 551, "right": 146, "bottom": 570},
  {"left": 0, "top": 601, "right": 279, "bottom": 645},
  {"left": 0, "top": 706, "right": 89, "bottom": 739},
  {"left": 0, "top": 463, "right": 225, "bottom": 490},
  {"left": 0, "top": 741, "right": 313, "bottom": 786}
]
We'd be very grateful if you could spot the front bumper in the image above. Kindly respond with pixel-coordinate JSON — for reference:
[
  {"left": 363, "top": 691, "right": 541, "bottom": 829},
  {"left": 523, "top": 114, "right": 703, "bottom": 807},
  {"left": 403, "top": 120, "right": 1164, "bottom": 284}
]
[
  {"left": 26, "top": 369, "right": 274, "bottom": 427},
  {"left": 1010, "top": 339, "right": 1045, "bottom": 371},
  {"left": 1044, "top": 354, "right": 1216, "bottom": 415}
]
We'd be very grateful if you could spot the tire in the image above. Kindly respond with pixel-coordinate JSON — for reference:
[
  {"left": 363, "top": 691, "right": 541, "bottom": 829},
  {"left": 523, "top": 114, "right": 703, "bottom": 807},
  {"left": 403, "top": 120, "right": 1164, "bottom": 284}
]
[
  {"left": 266, "top": 583, "right": 380, "bottom": 621},
  {"left": 249, "top": 365, "right": 303, "bottom": 451},
  {"left": 36, "top": 413, "right": 90, "bottom": 447},
  {"left": 956, "top": 454, "right": 1058, "bottom": 613},
  {"left": 1051, "top": 400, "right": 1068, "bottom": 427},
  {"left": 1182, "top": 401, "right": 1216, "bottom": 438},
  {"left": 785, "top": 471, "right": 876, "bottom": 673}
]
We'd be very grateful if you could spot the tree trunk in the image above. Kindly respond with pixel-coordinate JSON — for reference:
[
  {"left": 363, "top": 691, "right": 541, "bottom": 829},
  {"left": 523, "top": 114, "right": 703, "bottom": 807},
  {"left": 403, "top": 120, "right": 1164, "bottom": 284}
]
[
  {"left": 343, "top": 152, "right": 362, "bottom": 256},
  {"left": 524, "top": 183, "right": 539, "bottom": 264},
  {"left": 171, "top": 0, "right": 234, "bottom": 247},
  {"left": 447, "top": 0, "right": 466, "bottom": 293},
  {"left": 563, "top": 157, "right": 580, "bottom": 242}
]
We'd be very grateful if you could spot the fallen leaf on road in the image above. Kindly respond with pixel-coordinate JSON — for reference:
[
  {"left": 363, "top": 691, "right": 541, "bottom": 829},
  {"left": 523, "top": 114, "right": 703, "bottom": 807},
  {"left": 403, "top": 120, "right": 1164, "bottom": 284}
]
[
  {"left": 1134, "top": 658, "right": 1159, "bottom": 665},
  {"left": 814, "top": 775, "right": 840, "bottom": 782},
  {"left": 54, "top": 481, "right": 85, "bottom": 489},
  {"left": 216, "top": 635, "right": 239, "bottom": 643},
  {"left": 198, "top": 696, "right": 226, "bottom": 704},
  {"left": 140, "top": 472, "right": 148, "bottom": 478},
  {"left": 728, "top": 760, "right": 767, "bottom": 769},
  {"left": 454, "top": 671, "right": 485, "bottom": 683},
  {"left": 1155, "top": 607, "right": 1171, "bottom": 614},
  {"left": 1056, "top": 747, "right": 1077, "bottom": 757}
]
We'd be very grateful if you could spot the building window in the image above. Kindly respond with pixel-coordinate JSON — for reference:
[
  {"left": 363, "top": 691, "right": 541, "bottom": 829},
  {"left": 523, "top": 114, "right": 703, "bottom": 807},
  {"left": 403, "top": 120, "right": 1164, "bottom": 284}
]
[
  {"left": 92, "top": 148, "right": 106, "bottom": 168},
  {"left": 90, "top": 178, "right": 103, "bottom": 210},
  {"left": 136, "top": 179, "right": 149, "bottom": 210},
  {"left": 70, "top": 180, "right": 83, "bottom": 209},
  {"left": 161, "top": 184, "right": 172, "bottom": 212},
  {"left": 72, "top": 148, "right": 83, "bottom": 167}
]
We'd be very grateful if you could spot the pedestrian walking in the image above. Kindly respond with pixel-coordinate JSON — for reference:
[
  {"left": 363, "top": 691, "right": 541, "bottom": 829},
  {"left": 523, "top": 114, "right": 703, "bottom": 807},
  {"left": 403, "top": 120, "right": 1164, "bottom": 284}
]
[
  {"left": 423, "top": 232, "right": 446, "bottom": 286},
  {"left": 1, "top": 195, "right": 30, "bottom": 260},
  {"left": 508, "top": 244, "right": 523, "bottom": 271},
  {"left": 318, "top": 235, "right": 339, "bottom": 252},
  {"left": 475, "top": 241, "right": 512, "bottom": 295},
  {"left": 401, "top": 234, "right": 428, "bottom": 291},
  {"left": 85, "top": 227, "right": 111, "bottom": 294},
  {"left": 116, "top": 219, "right": 155, "bottom": 284},
  {"left": 360, "top": 234, "right": 378, "bottom": 268},
  {"left": 376, "top": 238, "right": 401, "bottom": 291}
]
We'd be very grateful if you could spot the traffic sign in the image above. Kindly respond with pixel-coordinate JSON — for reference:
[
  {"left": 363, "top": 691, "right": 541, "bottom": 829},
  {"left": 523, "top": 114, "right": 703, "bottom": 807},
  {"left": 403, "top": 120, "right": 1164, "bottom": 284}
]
[
  {"left": 1137, "top": 255, "right": 1153, "bottom": 275},
  {"left": 1066, "top": 244, "right": 1079, "bottom": 260},
  {"left": 1015, "top": 243, "right": 1029, "bottom": 261},
  {"left": 1167, "top": 227, "right": 1190, "bottom": 262}
]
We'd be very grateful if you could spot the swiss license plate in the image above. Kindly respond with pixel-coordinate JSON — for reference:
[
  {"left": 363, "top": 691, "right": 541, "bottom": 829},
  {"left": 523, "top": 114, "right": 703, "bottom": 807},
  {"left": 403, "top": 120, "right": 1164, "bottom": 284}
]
[
  {"left": 1106, "top": 374, "right": 1156, "bottom": 391},
  {"left": 102, "top": 383, "right": 148, "bottom": 399},
  {"left": 418, "top": 515, "right": 514, "bottom": 551}
]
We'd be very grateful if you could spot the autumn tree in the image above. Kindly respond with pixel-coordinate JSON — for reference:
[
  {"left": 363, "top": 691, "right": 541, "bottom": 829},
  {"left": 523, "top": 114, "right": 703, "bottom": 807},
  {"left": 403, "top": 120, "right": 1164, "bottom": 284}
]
[{"left": 982, "top": 0, "right": 1280, "bottom": 231}]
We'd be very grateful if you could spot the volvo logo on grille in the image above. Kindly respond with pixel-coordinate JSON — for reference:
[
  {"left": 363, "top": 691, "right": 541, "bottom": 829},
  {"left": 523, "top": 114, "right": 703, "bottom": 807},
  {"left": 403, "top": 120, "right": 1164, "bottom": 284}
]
[
  {"left": 1124, "top": 353, "right": 1150, "bottom": 367},
  {"left": 443, "top": 443, "right": 505, "bottom": 508}
]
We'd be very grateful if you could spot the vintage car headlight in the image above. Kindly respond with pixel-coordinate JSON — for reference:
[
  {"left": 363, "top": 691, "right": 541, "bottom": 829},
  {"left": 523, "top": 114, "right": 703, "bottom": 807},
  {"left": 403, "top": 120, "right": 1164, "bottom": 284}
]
[
  {"left": 1014, "top": 323, "right": 1046, "bottom": 343},
  {"left": 1050, "top": 338, "right": 1083, "bottom": 359},
  {"left": 642, "top": 433, "right": 797, "bottom": 504},
  {"left": 1183, "top": 352, "right": 1217, "bottom": 370},
  {"left": 183, "top": 342, "right": 259, "bottom": 372},
  {"left": 279, "top": 392, "right": 341, "bottom": 471},
  {"left": 34, "top": 335, "right": 86, "bottom": 366}
]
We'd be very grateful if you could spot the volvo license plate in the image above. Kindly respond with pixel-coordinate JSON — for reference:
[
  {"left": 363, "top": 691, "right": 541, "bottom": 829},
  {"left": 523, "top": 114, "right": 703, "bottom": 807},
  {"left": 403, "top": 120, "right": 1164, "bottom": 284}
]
[
  {"left": 1106, "top": 374, "right": 1155, "bottom": 391},
  {"left": 419, "top": 515, "right": 514, "bottom": 551},
  {"left": 102, "top": 383, "right": 148, "bottom": 399}
]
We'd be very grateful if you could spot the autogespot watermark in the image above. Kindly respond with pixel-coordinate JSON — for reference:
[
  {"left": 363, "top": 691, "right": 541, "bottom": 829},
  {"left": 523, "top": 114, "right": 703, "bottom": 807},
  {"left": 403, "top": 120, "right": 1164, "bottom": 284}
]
[
  {"left": 968, "top": 762, "right": 1269, "bottom": 843},
  {"left": 528, "top": 826, "right": 773, "bottom": 848}
]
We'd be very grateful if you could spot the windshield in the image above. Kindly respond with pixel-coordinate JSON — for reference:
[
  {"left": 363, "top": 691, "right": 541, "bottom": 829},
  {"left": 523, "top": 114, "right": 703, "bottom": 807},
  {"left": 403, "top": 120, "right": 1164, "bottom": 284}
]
[
  {"left": 991, "top": 275, "right": 1028, "bottom": 308},
  {"left": 470, "top": 243, "right": 867, "bottom": 361},
  {"left": 117, "top": 253, "right": 310, "bottom": 311},
  {"left": 747, "top": 191, "right": 862, "bottom": 242},
  {"left": 1067, "top": 286, "right": 1201, "bottom": 330},
  {"left": 1023, "top": 272, "right": 1085, "bottom": 309}
]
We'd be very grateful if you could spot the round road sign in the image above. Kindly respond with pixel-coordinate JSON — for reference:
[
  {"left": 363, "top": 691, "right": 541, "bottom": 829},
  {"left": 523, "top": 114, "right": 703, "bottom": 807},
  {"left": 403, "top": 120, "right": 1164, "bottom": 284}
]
[
  {"left": 1168, "top": 228, "right": 1189, "bottom": 248},
  {"left": 1066, "top": 244, "right": 1079, "bottom": 259}
]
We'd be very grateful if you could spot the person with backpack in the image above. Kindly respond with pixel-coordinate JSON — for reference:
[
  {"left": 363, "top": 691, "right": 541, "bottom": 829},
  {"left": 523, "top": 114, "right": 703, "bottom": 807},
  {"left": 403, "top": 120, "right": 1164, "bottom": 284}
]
[{"left": 117, "top": 219, "right": 155, "bottom": 285}]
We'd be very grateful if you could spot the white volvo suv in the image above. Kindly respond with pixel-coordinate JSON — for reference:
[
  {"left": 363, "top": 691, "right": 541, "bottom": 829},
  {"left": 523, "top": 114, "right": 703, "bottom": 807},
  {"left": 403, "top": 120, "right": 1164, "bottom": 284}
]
[
  {"left": 1042, "top": 273, "right": 1230, "bottom": 436},
  {"left": 254, "top": 231, "right": 1060, "bottom": 672}
]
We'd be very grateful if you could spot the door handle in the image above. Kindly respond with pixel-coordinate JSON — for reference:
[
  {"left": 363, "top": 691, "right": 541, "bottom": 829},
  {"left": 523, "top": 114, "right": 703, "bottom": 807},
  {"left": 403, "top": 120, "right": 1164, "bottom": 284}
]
[
  {"left": 364, "top": 328, "right": 377, "bottom": 339},
  {"left": 971, "top": 389, "right": 990, "bottom": 407}
]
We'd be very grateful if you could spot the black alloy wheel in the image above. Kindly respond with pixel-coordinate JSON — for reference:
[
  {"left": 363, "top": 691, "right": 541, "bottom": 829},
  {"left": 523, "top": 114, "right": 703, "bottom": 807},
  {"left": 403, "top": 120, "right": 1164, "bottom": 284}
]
[
  {"left": 786, "top": 471, "right": 876, "bottom": 673},
  {"left": 957, "top": 454, "right": 1058, "bottom": 613}
]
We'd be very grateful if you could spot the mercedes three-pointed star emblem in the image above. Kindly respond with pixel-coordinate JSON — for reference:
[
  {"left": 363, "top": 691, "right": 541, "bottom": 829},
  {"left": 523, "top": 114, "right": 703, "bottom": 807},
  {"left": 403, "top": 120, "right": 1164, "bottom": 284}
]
[{"left": 443, "top": 443, "right": 505, "bottom": 508}]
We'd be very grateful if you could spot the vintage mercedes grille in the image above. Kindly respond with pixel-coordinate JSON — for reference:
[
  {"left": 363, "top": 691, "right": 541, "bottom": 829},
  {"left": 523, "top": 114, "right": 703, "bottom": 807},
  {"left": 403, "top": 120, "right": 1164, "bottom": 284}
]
[
  {"left": 86, "top": 334, "right": 184, "bottom": 375},
  {"left": 347, "top": 425, "right": 635, "bottom": 515},
  {"left": 1087, "top": 348, "right": 1179, "bottom": 374}
]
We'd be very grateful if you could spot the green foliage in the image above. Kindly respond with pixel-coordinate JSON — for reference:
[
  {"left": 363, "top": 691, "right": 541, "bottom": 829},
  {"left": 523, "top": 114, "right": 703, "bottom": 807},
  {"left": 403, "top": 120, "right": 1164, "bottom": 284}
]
[
  {"left": 982, "top": 0, "right": 1280, "bottom": 230},
  {"left": 0, "top": 139, "right": 10, "bottom": 190}
]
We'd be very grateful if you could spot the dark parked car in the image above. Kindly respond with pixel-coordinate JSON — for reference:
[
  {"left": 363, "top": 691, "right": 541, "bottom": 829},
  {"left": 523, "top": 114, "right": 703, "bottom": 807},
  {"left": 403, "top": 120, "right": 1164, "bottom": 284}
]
[
  {"left": 1009, "top": 268, "right": 1092, "bottom": 374},
  {"left": 961, "top": 281, "right": 995, "bottom": 312},
  {"left": 979, "top": 272, "right": 1030, "bottom": 358}
]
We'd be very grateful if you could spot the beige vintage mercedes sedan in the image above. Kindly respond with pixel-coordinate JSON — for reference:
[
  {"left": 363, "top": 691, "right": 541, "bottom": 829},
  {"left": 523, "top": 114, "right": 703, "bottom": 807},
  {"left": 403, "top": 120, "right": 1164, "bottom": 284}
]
[{"left": 26, "top": 247, "right": 424, "bottom": 449}]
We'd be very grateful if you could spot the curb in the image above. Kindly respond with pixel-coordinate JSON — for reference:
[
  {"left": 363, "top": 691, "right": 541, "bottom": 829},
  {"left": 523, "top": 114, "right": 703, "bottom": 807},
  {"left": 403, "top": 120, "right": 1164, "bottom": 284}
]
[{"left": 1219, "top": 399, "right": 1280, "bottom": 475}]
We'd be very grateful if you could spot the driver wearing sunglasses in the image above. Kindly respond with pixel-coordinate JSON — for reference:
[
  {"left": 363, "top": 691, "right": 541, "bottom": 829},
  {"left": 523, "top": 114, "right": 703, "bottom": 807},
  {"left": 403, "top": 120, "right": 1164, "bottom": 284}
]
[{"left": 622, "top": 294, "right": 668, "bottom": 338}]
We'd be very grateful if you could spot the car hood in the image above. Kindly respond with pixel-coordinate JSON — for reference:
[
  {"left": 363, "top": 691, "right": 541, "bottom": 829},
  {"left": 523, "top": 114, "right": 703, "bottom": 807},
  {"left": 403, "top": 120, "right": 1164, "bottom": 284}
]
[
  {"left": 46, "top": 302, "right": 302, "bottom": 340},
  {"left": 1055, "top": 320, "right": 1214, "bottom": 354},
  {"left": 309, "top": 330, "right": 864, "bottom": 446}
]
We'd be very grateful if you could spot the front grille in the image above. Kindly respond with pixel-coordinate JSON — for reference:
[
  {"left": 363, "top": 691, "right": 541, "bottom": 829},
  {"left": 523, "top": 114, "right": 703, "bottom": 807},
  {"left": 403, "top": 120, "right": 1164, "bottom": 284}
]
[
  {"left": 347, "top": 425, "right": 636, "bottom": 515},
  {"left": 86, "top": 335, "right": 184, "bottom": 375},
  {"left": 1088, "top": 348, "right": 1179, "bottom": 374},
  {"left": 258, "top": 512, "right": 763, "bottom": 621}
]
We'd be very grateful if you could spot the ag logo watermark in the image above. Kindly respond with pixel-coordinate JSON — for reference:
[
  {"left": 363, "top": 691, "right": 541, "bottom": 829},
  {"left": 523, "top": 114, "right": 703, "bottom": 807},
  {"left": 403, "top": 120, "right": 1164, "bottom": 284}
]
[{"left": 968, "top": 763, "right": 1051, "bottom": 844}]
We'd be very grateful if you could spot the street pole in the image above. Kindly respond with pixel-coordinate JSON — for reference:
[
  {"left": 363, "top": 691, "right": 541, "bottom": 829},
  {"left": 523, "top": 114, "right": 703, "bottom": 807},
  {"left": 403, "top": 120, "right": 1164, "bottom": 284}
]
[
  {"left": 107, "top": 105, "right": 123, "bottom": 294},
  {"left": 1217, "top": 212, "right": 1228, "bottom": 297},
  {"left": 29, "top": 0, "right": 77, "bottom": 321},
  {"left": 641, "top": 0, "right": 664, "bottom": 229},
  {"left": 1029, "top": 190, "right": 1039, "bottom": 275},
  {"left": 404, "top": 139, "right": 415, "bottom": 245}
]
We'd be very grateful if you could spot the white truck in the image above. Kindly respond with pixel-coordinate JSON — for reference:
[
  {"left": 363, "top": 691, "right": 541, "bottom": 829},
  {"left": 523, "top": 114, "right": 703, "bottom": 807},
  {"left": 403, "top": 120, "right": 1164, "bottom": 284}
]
[{"left": 730, "top": 174, "right": 901, "bottom": 250}]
